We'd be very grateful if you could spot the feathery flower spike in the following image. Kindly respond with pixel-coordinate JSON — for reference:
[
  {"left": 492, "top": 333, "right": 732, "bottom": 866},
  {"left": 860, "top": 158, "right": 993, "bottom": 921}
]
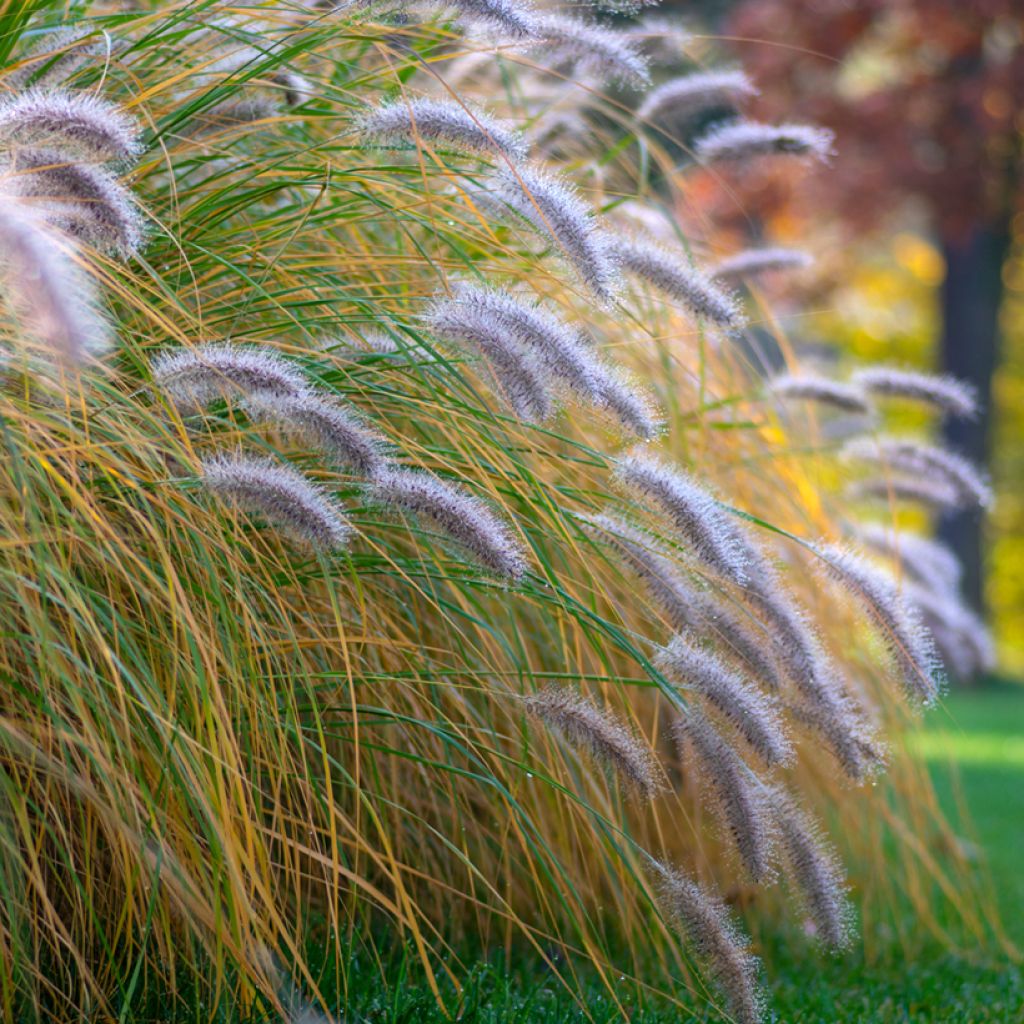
[
  {"left": 427, "top": 292, "right": 555, "bottom": 422},
  {"left": 0, "top": 90, "right": 142, "bottom": 164},
  {"left": 528, "top": 14, "right": 651, "bottom": 89},
  {"left": 852, "top": 366, "right": 978, "bottom": 420},
  {"left": 655, "top": 864, "right": 764, "bottom": 1024},
  {"left": 856, "top": 524, "right": 963, "bottom": 596},
  {"left": 673, "top": 709, "right": 774, "bottom": 881},
  {"left": 615, "top": 452, "right": 749, "bottom": 585},
  {"left": 443, "top": 0, "right": 539, "bottom": 39},
  {"left": 368, "top": 468, "right": 527, "bottom": 580},
  {"left": 846, "top": 474, "right": 961, "bottom": 510},
  {"left": 201, "top": 453, "right": 352, "bottom": 551},
  {"left": 356, "top": 98, "right": 527, "bottom": 161},
  {"left": 588, "top": 362, "right": 662, "bottom": 439},
  {"left": 243, "top": 391, "right": 386, "bottom": 476},
  {"left": 524, "top": 687, "right": 664, "bottom": 798},
  {"left": 767, "top": 372, "right": 872, "bottom": 416},
  {"left": 908, "top": 583, "right": 994, "bottom": 680},
  {"left": 4, "top": 150, "right": 143, "bottom": 257},
  {"left": 487, "top": 163, "right": 620, "bottom": 305},
  {"left": 694, "top": 120, "right": 834, "bottom": 165},
  {"left": 768, "top": 788, "right": 853, "bottom": 950},
  {"left": 655, "top": 637, "right": 792, "bottom": 767},
  {"left": 152, "top": 344, "right": 309, "bottom": 412},
  {"left": 817, "top": 544, "right": 942, "bottom": 704},
  {"left": 608, "top": 235, "right": 743, "bottom": 329},
  {"left": 0, "top": 203, "right": 108, "bottom": 361},
  {"left": 711, "top": 246, "right": 813, "bottom": 284},
  {"left": 7, "top": 28, "right": 100, "bottom": 90},
  {"left": 843, "top": 437, "right": 992, "bottom": 510},
  {"left": 638, "top": 69, "right": 757, "bottom": 125},
  {"left": 626, "top": 18, "right": 694, "bottom": 65}
]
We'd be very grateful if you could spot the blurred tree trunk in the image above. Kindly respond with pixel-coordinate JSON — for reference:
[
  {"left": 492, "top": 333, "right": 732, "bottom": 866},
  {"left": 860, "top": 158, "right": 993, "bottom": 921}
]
[{"left": 937, "top": 219, "right": 1010, "bottom": 617}]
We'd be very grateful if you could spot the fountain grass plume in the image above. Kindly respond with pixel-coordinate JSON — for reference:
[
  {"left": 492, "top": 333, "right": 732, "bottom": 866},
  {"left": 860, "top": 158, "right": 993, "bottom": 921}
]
[
  {"left": 856, "top": 524, "right": 963, "bottom": 597},
  {"left": 843, "top": 437, "right": 992, "bottom": 510},
  {"left": 528, "top": 14, "right": 651, "bottom": 89},
  {"left": 656, "top": 637, "right": 792, "bottom": 767},
  {"left": 201, "top": 453, "right": 352, "bottom": 552},
  {"left": 655, "top": 863, "right": 764, "bottom": 1024},
  {"left": 524, "top": 687, "right": 665, "bottom": 798},
  {"left": 0, "top": 90, "right": 142, "bottom": 164},
  {"left": 608, "top": 235, "right": 743, "bottom": 329},
  {"left": 907, "top": 583, "right": 994, "bottom": 681},
  {"left": 816, "top": 543, "right": 942, "bottom": 705},
  {"left": 767, "top": 372, "right": 873, "bottom": 416},
  {"left": 638, "top": 69, "right": 757, "bottom": 125},
  {"left": 615, "top": 451, "right": 750, "bottom": 586},
  {"left": 356, "top": 98, "right": 528, "bottom": 161},
  {"left": 5, "top": 150, "right": 143, "bottom": 257},
  {"left": 588, "top": 362, "right": 662, "bottom": 439},
  {"left": 852, "top": 366, "right": 978, "bottom": 420},
  {"left": 672, "top": 708, "right": 775, "bottom": 881},
  {"left": 243, "top": 391, "right": 387, "bottom": 476},
  {"left": 7, "top": 28, "right": 101, "bottom": 89},
  {"left": 151, "top": 344, "right": 309, "bottom": 413},
  {"left": 487, "top": 162, "right": 621, "bottom": 305},
  {"left": 442, "top": 0, "right": 540, "bottom": 39},
  {"left": 768, "top": 787, "right": 853, "bottom": 951},
  {"left": 694, "top": 120, "right": 835, "bottom": 165},
  {"left": 0, "top": 202, "right": 108, "bottom": 361},
  {"left": 627, "top": 17, "right": 695, "bottom": 65},
  {"left": 711, "top": 246, "right": 812, "bottom": 284},
  {"left": 367, "top": 467, "right": 527, "bottom": 580},
  {"left": 847, "top": 474, "right": 961, "bottom": 511},
  {"left": 426, "top": 291, "right": 556, "bottom": 422}
]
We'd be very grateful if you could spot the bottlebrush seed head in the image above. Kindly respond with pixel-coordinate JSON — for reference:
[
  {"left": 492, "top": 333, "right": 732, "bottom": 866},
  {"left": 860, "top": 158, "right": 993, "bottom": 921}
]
[
  {"left": 201, "top": 453, "right": 352, "bottom": 551},
  {"left": 488, "top": 162, "right": 621, "bottom": 306},
  {"left": 0, "top": 90, "right": 142, "bottom": 164},
  {"left": 608, "top": 235, "right": 743, "bottom": 329},
  {"left": 356, "top": 98, "right": 528, "bottom": 161},
  {"left": 589, "top": 362, "right": 663, "bottom": 439},
  {"left": 614, "top": 452, "right": 749, "bottom": 586},
  {"left": 767, "top": 372, "right": 873, "bottom": 416},
  {"left": 694, "top": 120, "right": 835, "bottom": 165},
  {"left": 528, "top": 14, "right": 651, "bottom": 89},
  {"left": 524, "top": 686, "right": 665, "bottom": 798},
  {"left": 367, "top": 468, "right": 527, "bottom": 581},
  {"left": 673, "top": 708, "right": 775, "bottom": 882},
  {"left": 851, "top": 366, "right": 978, "bottom": 420},
  {"left": 243, "top": 391, "right": 387, "bottom": 476},
  {"left": 856, "top": 524, "right": 963, "bottom": 597},
  {"left": 638, "top": 69, "right": 757, "bottom": 125},
  {"left": 654, "top": 863, "right": 765, "bottom": 1024},
  {"left": 151, "top": 344, "right": 309, "bottom": 412},
  {"left": 444, "top": 0, "right": 540, "bottom": 39},
  {"left": 0, "top": 202, "right": 109, "bottom": 361},
  {"left": 710, "top": 246, "right": 812, "bottom": 284},
  {"left": 655, "top": 637, "right": 793, "bottom": 767}
]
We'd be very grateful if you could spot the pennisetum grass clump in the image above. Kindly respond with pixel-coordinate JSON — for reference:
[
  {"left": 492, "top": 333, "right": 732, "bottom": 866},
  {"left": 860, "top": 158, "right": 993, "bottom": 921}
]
[
  {"left": 767, "top": 372, "right": 873, "bottom": 416},
  {"left": 672, "top": 708, "right": 775, "bottom": 882},
  {"left": 527, "top": 14, "right": 652, "bottom": 89},
  {"left": 694, "top": 120, "right": 835, "bottom": 165},
  {"left": 367, "top": 467, "right": 527, "bottom": 580},
  {"left": 151, "top": 344, "right": 309, "bottom": 412},
  {"left": 637, "top": 69, "right": 757, "bottom": 125},
  {"left": 816, "top": 543, "right": 943, "bottom": 705},
  {"left": 355, "top": 97, "right": 528, "bottom": 161},
  {"left": 615, "top": 451, "right": 750, "bottom": 586},
  {"left": 201, "top": 453, "right": 352, "bottom": 551},
  {"left": 655, "top": 637, "right": 793, "bottom": 767},
  {"left": 852, "top": 366, "right": 978, "bottom": 419},
  {"left": 608, "top": 235, "right": 743, "bottom": 329},
  {"left": 523, "top": 687, "right": 665, "bottom": 798},
  {"left": 710, "top": 246, "right": 813, "bottom": 284},
  {"left": 655, "top": 863, "right": 764, "bottom": 1024}
]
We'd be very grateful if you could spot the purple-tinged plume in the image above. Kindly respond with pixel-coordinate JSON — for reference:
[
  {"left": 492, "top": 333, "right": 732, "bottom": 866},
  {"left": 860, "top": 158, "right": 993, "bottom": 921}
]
[
  {"left": 638, "top": 69, "right": 757, "bottom": 125},
  {"left": 608, "top": 235, "right": 743, "bottom": 329},
  {"left": 152, "top": 344, "right": 309, "bottom": 412},
  {"left": 201, "top": 453, "right": 352, "bottom": 551},
  {"left": 656, "top": 637, "right": 792, "bottom": 767},
  {"left": 356, "top": 98, "right": 528, "bottom": 161},
  {"left": 0, "top": 90, "right": 142, "bottom": 164},
  {"left": 524, "top": 687, "right": 665, "bottom": 798},
  {"left": 768, "top": 372, "right": 873, "bottom": 416},
  {"left": 368, "top": 468, "right": 527, "bottom": 580},
  {"left": 856, "top": 524, "right": 962, "bottom": 597},
  {"left": 694, "top": 120, "right": 834, "bottom": 165},
  {"left": 711, "top": 247, "right": 812, "bottom": 284},
  {"left": 528, "top": 14, "right": 651, "bottom": 89},
  {"left": 654, "top": 863, "right": 764, "bottom": 1024},
  {"left": 852, "top": 366, "right": 978, "bottom": 420}
]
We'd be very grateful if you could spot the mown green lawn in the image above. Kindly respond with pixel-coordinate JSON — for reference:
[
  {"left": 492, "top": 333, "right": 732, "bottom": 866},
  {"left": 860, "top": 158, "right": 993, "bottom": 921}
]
[{"left": 144, "top": 685, "right": 1024, "bottom": 1023}]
